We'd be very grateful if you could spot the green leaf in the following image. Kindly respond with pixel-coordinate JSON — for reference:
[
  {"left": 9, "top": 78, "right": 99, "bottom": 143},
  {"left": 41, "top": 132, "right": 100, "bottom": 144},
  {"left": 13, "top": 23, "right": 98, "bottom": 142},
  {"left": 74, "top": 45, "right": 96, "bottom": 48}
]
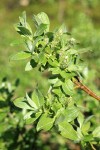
[
  {"left": 60, "top": 71, "right": 76, "bottom": 79},
  {"left": 53, "top": 80, "right": 62, "bottom": 87},
  {"left": 58, "top": 121, "right": 78, "bottom": 140},
  {"left": 25, "top": 40, "right": 33, "bottom": 52},
  {"left": 37, "top": 12, "right": 50, "bottom": 25},
  {"left": 48, "top": 67, "right": 60, "bottom": 74},
  {"left": 10, "top": 51, "right": 31, "bottom": 61},
  {"left": 77, "top": 113, "right": 84, "bottom": 128},
  {"left": 32, "top": 36, "right": 43, "bottom": 52},
  {"left": 48, "top": 78, "right": 59, "bottom": 84},
  {"left": 77, "top": 127, "right": 83, "bottom": 140},
  {"left": 24, "top": 111, "right": 34, "bottom": 120},
  {"left": 25, "top": 61, "right": 33, "bottom": 71},
  {"left": 48, "top": 58, "right": 58, "bottom": 67},
  {"left": 62, "top": 79, "right": 74, "bottom": 96},
  {"left": 19, "top": 11, "right": 26, "bottom": 26},
  {"left": 26, "top": 112, "right": 42, "bottom": 124},
  {"left": 83, "top": 135, "right": 93, "bottom": 142},
  {"left": 82, "top": 122, "right": 90, "bottom": 135},
  {"left": 33, "top": 15, "right": 41, "bottom": 28},
  {"left": 13, "top": 97, "right": 33, "bottom": 110},
  {"left": 26, "top": 93, "right": 38, "bottom": 109},
  {"left": 93, "top": 126, "right": 100, "bottom": 138},
  {"left": 52, "top": 88, "right": 63, "bottom": 97},
  {"left": 38, "top": 52, "right": 47, "bottom": 65},
  {"left": 32, "top": 89, "right": 44, "bottom": 108},
  {"left": 17, "top": 26, "right": 32, "bottom": 36},
  {"left": 36, "top": 114, "right": 54, "bottom": 131},
  {"left": 34, "top": 24, "right": 47, "bottom": 37},
  {"left": 37, "top": 12, "right": 50, "bottom": 31},
  {"left": 62, "top": 106, "right": 79, "bottom": 122},
  {"left": 25, "top": 59, "right": 37, "bottom": 71}
]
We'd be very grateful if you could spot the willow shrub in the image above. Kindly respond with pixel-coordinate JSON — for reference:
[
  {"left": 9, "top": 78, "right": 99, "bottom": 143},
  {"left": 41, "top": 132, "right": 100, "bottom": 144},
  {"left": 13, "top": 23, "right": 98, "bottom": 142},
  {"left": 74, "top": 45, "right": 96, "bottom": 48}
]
[{"left": 10, "top": 12, "right": 100, "bottom": 148}]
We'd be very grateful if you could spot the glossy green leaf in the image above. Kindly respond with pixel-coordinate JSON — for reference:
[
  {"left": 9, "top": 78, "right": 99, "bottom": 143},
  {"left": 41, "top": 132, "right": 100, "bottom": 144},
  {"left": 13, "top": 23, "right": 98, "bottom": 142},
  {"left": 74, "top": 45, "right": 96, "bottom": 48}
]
[
  {"left": 36, "top": 114, "right": 54, "bottom": 131},
  {"left": 10, "top": 51, "right": 31, "bottom": 61},
  {"left": 59, "top": 121, "right": 78, "bottom": 140}
]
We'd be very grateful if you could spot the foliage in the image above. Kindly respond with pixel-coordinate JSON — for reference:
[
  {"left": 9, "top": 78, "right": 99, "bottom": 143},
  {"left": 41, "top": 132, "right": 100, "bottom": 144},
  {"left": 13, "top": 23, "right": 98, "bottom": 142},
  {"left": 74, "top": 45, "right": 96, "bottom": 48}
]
[
  {"left": 0, "top": 78, "right": 69, "bottom": 150},
  {"left": 10, "top": 11, "right": 100, "bottom": 149}
]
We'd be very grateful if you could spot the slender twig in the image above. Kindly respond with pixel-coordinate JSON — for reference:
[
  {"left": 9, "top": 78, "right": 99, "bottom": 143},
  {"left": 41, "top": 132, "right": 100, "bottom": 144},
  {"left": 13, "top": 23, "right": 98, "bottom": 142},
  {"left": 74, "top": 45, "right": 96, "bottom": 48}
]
[{"left": 73, "top": 78, "right": 100, "bottom": 101}]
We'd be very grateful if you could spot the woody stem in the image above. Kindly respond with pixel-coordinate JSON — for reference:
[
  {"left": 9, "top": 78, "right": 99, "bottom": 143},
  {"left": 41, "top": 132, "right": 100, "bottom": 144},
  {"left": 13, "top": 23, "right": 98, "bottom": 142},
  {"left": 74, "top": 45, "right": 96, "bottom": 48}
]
[{"left": 73, "top": 78, "right": 100, "bottom": 101}]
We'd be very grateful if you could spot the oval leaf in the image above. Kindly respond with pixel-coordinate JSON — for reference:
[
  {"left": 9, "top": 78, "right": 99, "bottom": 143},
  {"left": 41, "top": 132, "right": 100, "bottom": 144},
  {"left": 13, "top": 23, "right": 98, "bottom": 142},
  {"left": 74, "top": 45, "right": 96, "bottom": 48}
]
[{"left": 58, "top": 121, "right": 78, "bottom": 141}]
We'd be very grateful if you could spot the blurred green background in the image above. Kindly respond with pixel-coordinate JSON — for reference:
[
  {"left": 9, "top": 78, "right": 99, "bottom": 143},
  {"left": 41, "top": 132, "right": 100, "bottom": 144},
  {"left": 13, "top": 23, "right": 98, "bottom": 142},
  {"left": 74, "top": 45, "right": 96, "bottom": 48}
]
[
  {"left": 0, "top": 0, "right": 100, "bottom": 95},
  {"left": 0, "top": 0, "right": 100, "bottom": 150}
]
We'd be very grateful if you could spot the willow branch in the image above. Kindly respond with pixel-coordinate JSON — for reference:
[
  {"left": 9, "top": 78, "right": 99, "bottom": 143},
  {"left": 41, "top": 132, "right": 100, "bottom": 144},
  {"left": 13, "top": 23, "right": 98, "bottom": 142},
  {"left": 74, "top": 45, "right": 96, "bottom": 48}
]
[{"left": 73, "top": 78, "right": 100, "bottom": 101}]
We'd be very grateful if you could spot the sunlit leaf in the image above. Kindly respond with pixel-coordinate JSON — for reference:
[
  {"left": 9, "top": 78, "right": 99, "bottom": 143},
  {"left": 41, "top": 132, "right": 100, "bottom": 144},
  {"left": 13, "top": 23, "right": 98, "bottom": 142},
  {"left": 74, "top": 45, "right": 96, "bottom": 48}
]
[
  {"left": 13, "top": 97, "right": 33, "bottom": 110},
  {"left": 26, "top": 93, "right": 38, "bottom": 109},
  {"left": 58, "top": 121, "right": 78, "bottom": 140},
  {"left": 62, "top": 79, "right": 74, "bottom": 96},
  {"left": 26, "top": 112, "right": 42, "bottom": 124},
  {"left": 34, "top": 24, "right": 47, "bottom": 37},
  {"left": 36, "top": 114, "right": 54, "bottom": 131},
  {"left": 25, "top": 59, "right": 37, "bottom": 71},
  {"left": 32, "top": 89, "right": 44, "bottom": 108},
  {"left": 93, "top": 126, "right": 100, "bottom": 138}
]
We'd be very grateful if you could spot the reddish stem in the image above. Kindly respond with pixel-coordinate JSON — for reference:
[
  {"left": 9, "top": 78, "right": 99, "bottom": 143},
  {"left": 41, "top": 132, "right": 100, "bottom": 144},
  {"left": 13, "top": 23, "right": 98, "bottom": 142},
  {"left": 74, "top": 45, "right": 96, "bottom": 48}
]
[{"left": 73, "top": 79, "right": 100, "bottom": 101}]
